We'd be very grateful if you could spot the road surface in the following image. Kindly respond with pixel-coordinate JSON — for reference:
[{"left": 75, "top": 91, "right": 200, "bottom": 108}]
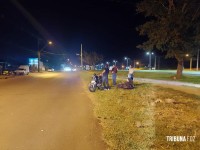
[{"left": 0, "top": 72, "right": 106, "bottom": 150}]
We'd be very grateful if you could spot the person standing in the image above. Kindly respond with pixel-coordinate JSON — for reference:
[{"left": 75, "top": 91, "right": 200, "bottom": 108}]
[
  {"left": 111, "top": 65, "right": 118, "bottom": 85},
  {"left": 101, "top": 64, "right": 110, "bottom": 90},
  {"left": 128, "top": 65, "right": 134, "bottom": 81}
]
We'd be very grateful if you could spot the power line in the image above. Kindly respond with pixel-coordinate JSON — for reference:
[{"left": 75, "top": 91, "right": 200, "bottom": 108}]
[{"left": 41, "top": 50, "right": 67, "bottom": 56}]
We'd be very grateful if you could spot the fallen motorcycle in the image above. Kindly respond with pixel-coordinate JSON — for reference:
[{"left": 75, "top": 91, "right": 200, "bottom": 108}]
[{"left": 88, "top": 73, "right": 104, "bottom": 92}]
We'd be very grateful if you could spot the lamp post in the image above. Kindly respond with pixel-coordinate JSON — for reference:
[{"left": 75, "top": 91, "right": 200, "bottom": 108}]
[
  {"left": 38, "top": 40, "right": 52, "bottom": 72},
  {"left": 197, "top": 49, "right": 199, "bottom": 71},
  {"left": 81, "top": 44, "right": 83, "bottom": 69},
  {"left": 146, "top": 52, "right": 154, "bottom": 70},
  {"left": 186, "top": 54, "right": 193, "bottom": 70},
  {"left": 101, "top": 63, "right": 104, "bottom": 69},
  {"left": 124, "top": 57, "right": 129, "bottom": 68},
  {"left": 113, "top": 60, "right": 117, "bottom": 66},
  {"left": 75, "top": 44, "right": 83, "bottom": 69},
  {"left": 136, "top": 61, "right": 140, "bottom": 68}
]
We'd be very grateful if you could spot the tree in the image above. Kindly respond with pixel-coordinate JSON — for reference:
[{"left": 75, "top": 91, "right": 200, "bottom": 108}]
[
  {"left": 82, "top": 51, "right": 103, "bottom": 67},
  {"left": 136, "top": 0, "right": 200, "bottom": 79}
]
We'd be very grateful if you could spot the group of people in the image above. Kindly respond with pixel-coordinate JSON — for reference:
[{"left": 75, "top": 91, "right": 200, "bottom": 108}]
[{"left": 101, "top": 64, "right": 134, "bottom": 90}]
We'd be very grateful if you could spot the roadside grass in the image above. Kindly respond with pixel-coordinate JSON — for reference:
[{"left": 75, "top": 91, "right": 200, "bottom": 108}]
[{"left": 80, "top": 71, "right": 200, "bottom": 150}]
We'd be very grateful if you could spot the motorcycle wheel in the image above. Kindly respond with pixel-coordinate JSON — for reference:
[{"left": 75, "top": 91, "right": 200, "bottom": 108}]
[{"left": 88, "top": 83, "right": 96, "bottom": 92}]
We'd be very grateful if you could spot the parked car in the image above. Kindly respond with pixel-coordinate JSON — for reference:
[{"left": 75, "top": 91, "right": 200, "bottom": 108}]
[
  {"left": 47, "top": 68, "right": 54, "bottom": 72},
  {"left": 14, "top": 65, "right": 29, "bottom": 75},
  {"left": 63, "top": 66, "right": 72, "bottom": 72},
  {"left": 2, "top": 70, "right": 14, "bottom": 76}
]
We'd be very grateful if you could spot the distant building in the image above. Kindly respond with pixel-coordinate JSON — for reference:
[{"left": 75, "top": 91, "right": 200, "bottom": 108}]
[{"left": 29, "top": 58, "right": 45, "bottom": 72}]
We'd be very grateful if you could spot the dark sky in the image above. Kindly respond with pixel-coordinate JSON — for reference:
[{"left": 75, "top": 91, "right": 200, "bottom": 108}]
[{"left": 0, "top": 0, "right": 150, "bottom": 67}]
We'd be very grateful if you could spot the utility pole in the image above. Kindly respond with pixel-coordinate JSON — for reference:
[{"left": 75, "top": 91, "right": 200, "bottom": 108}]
[
  {"left": 149, "top": 53, "right": 152, "bottom": 70},
  {"left": 81, "top": 44, "right": 83, "bottom": 69},
  {"left": 190, "top": 57, "right": 192, "bottom": 70},
  {"left": 37, "top": 40, "right": 52, "bottom": 72},
  {"left": 38, "top": 39, "right": 40, "bottom": 72},
  {"left": 154, "top": 56, "right": 157, "bottom": 70},
  {"left": 197, "top": 49, "right": 199, "bottom": 71},
  {"left": 158, "top": 56, "right": 160, "bottom": 70}
]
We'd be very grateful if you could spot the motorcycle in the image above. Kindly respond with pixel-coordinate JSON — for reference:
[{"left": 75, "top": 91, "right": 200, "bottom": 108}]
[{"left": 88, "top": 73, "right": 104, "bottom": 92}]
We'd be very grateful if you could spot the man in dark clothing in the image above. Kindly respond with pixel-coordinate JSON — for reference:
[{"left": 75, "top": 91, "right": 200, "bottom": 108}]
[
  {"left": 111, "top": 65, "right": 118, "bottom": 85},
  {"left": 101, "top": 64, "right": 109, "bottom": 90}
]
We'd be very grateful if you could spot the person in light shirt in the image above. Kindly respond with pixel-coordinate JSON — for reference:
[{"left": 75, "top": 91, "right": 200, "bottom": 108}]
[
  {"left": 111, "top": 65, "right": 118, "bottom": 85},
  {"left": 128, "top": 65, "right": 134, "bottom": 81}
]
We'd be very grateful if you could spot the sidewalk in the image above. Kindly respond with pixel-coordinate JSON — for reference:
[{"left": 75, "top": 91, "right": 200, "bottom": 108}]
[
  {"left": 134, "top": 78, "right": 200, "bottom": 88},
  {"left": 118, "top": 76, "right": 200, "bottom": 88}
]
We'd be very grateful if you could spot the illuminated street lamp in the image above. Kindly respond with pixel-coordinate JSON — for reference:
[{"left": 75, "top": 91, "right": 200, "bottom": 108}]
[
  {"left": 76, "top": 44, "right": 83, "bottom": 69},
  {"left": 124, "top": 57, "right": 129, "bottom": 68},
  {"left": 135, "top": 61, "right": 140, "bottom": 68},
  {"left": 146, "top": 52, "right": 154, "bottom": 70},
  {"left": 197, "top": 49, "right": 199, "bottom": 71},
  {"left": 48, "top": 41, "right": 53, "bottom": 45},
  {"left": 185, "top": 54, "right": 192, "bottom": 70},
  {"left": 38, "top": 40, "right": 53, "bottom": 72},
  {"left": 113, "top": 60, "right": 117, "bottom": 66},
  {"left": 121, "top": 64, "right": 125, "bottom": 70},
  {"left": 101, "top": 63, "right": 104, "bottom": 69}
]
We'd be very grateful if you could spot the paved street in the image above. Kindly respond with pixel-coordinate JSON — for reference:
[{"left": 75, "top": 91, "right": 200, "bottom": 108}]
[{"left": 0, "top": 72, "right": 106, "bottom": 150}]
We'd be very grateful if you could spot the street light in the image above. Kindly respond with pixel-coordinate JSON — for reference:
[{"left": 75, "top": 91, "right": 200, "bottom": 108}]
[
  {"left": 113, "top": 60, "right": 117, "bottom": 66},
  {"left": 197, "top": 49, "right": 199, "bottom": 71},
  {"left": 101, "top": 63, "right": 104, "bottom": 69},
  {"left": 136, "top": 61, "right": 139, "bottom": 68},
  {"left": 185, "top": 54, "right": 192, "bottom": 70},
  {"left": 146, "top": 52, "right": 154, "bottom": 70},
  {"left": 76, "top": 44, "right": 83, "bottom": 70},
  {"left": 124, "top": 57, "right": 129, "bottom": 68},
  {"left": 38, "top": 40, "right": 53, "bottom": 72}
]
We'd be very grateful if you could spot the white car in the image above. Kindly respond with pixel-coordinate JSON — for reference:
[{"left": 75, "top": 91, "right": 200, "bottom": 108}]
[
  {"left": 14, "top": 65, "right": 29, "bottom": 75},
  {"left": 64, "top": 67, "right": 72, "bottom": 72},
  {"left": 14, "top": 68, "right": 27, "bottom": 75},
  {"left": 47, "top": 68, "right": 54, "bottom": 72}
]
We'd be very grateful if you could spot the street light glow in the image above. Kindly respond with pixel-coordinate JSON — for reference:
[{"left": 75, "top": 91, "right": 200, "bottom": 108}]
[
  {"left": 146, "top": 52, "right": 154, "bottom": 55},
  {"left": 48, "top": 41, "right": 53, "bottom": 45},
  {"left": 146, "top": 51, "right": 154, "bottom": 70},
  {"left": 113, "top": 60, "right": 117, "bottom": 65},
  {"left": 124, "top": 57, "right": 129, "bottom": 68}
]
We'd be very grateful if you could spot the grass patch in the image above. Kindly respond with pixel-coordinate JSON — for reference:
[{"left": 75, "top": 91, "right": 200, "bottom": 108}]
[{"left": 80, "top": 71, "right": 200, "bottom": 150}]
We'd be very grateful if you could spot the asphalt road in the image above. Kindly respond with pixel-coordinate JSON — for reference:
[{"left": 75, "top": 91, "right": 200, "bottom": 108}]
[{"left": 0, "top": 72, "right": 106, "bottom": 150}]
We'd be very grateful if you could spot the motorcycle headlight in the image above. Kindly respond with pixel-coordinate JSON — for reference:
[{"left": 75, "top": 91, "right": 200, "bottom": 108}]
[{"left": 91, "top": 80, "right": 96, "bottom": 83}]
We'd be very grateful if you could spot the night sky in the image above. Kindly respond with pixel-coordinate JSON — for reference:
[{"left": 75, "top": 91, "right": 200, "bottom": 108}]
[{"left": 0, "top": 0, "right": 175, "bottom": 68}]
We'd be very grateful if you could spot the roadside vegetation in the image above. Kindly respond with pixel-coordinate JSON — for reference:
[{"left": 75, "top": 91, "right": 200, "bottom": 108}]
[{"left": 81, "top": 71, "right": 200, "bottom": 150}]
